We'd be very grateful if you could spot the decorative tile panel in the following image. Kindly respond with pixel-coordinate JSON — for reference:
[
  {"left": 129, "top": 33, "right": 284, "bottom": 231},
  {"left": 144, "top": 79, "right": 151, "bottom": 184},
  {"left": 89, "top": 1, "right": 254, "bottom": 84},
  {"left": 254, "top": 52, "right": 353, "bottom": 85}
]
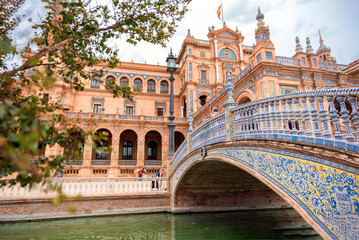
[
  {"left": 219, "top": 48, "right": 236, "bottom": 60},
  {"left": 219, "top": 32, "right": 234, "bottom": 37},
  {"left": 171, "top": 146, "right": 359, "bottom": 240}
]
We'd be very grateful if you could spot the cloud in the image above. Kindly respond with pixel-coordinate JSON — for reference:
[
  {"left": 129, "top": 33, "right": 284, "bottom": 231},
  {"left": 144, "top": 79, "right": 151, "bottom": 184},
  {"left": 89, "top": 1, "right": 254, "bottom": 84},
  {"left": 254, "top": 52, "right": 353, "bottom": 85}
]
[{"left": 7, "top": 0, "right": 359, "bottom": 69}]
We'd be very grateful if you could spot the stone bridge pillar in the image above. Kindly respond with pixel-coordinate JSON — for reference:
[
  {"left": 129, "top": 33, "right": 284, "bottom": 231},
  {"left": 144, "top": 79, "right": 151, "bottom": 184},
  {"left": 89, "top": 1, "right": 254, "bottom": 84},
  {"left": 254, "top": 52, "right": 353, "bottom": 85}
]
[{"left": 224, "top": 102, "right": 237, "bottom": 141}]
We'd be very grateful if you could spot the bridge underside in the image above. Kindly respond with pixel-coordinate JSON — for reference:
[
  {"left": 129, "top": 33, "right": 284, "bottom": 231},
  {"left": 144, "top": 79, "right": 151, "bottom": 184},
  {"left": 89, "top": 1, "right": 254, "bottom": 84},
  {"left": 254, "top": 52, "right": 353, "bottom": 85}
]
[{"left": 175, "top": 160, "right": 286, "bottom": 208}]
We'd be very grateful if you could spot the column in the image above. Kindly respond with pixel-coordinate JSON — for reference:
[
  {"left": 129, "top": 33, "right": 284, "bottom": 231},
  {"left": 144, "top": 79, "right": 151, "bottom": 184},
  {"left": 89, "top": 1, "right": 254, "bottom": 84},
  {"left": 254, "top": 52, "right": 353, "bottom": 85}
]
[
  {"left": 239, "top": 42, "right": 243, "bottom": 61},
  {"left": 214, "top": 39, "right": 218, "bottom": 57},
  {"left": 80, "top": 135, "right": 92, "bottom": 177},
  {"left": 110, "top": 134, "right": 119, "bottom": 176},
  {"left": 215, "top": 62, "right": 220, "bottom": 83},
  {"left": 137, "top": 136, "right": 145, "bottom": 168}
]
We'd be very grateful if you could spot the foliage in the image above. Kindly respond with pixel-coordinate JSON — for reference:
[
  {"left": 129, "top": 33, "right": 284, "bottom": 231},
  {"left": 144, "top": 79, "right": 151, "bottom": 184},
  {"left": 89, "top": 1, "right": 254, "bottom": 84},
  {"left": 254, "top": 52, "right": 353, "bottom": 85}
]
[
  {"left": 133, "top": 85, "right": 143, "bottom": 93},
  {"left": 0, "top": 0, "right": 191, "bottom": 187}
]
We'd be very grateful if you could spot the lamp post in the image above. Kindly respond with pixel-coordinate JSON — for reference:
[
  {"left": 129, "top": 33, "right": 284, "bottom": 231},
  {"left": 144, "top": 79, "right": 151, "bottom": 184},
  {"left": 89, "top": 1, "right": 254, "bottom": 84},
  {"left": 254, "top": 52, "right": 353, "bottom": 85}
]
[{"left": 166, "top": 48, "right": 177, "bottom": 156}]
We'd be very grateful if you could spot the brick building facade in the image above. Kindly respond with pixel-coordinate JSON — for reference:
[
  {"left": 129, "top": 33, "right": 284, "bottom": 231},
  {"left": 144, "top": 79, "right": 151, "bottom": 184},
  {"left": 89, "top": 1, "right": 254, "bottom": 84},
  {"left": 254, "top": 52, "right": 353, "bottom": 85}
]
[{"left": 23, "top": 8, "right": 359, "bottom": 177}]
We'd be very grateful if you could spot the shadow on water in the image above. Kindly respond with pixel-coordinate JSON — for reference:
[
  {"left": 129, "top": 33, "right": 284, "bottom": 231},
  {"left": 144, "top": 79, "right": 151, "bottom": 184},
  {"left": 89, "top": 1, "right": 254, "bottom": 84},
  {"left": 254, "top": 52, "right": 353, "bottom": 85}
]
[{"left": 0, "top": 209, "right": 321, "bottom": 240}]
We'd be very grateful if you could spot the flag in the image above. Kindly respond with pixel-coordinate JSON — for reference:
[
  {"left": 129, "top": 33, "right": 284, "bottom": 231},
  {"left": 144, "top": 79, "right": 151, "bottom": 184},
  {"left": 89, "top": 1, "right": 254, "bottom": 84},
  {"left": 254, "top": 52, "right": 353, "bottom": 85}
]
[{"left": 217, "top": 4, "right": 222, "bottom": 20}]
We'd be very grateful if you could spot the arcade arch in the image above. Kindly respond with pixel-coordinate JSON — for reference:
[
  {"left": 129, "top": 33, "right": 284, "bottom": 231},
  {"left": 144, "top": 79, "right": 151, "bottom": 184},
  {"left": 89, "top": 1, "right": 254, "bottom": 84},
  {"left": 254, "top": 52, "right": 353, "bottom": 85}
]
[
  {"left": 119, "top": 130, "right": 138, "bottom": 166},
  {"left": 91, "top": 128, "right": 112, "bottom": 165}
]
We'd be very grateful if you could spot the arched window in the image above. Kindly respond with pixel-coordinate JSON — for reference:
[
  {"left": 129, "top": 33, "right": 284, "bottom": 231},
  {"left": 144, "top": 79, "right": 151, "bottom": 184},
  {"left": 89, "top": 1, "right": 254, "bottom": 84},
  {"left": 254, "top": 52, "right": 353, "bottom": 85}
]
[
  {"left": 147, "top": 80, "right": 156, "bottom": 93},
  {"left": 120, "top": 77, "right": 129, "bottom": 87},
  {"left": 147, "top": 141, "right": 157, "bottom": 160},
  {"left": 134, "top": 78, "right": 142, "bottom": 92},
  {"left": 122, "top": 141, "right": 133, "bottom": 159},
  {"left": 93, "top": 129, "right": 112, "bottom": 160},
  {"left": 91, "top": 76, "right": 101, "bottom": 89},
  {"left": 199, "top": 95, "right": 207, "bottom": 106},
  {"left": 96, "top": 139, "right": 108, "bottom": 159},
  {"left": 106, "top": 76, "right": 115, "bottom": 89},
  {"left": 160, "top": 81, "right": 168, "bottom": 94}
]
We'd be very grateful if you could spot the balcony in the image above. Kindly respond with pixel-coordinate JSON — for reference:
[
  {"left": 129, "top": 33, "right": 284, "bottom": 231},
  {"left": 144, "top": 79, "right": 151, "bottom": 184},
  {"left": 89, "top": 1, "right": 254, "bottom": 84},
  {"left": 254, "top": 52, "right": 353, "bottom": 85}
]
[
  {"left": 91, "top": 160, "right": 111, "bottom": 165},
  {"left": 64, "top": 112, "right": 187, "bottom": 123},
  {"left": 118, "top": 160, "right": 137, "bottom": 166},
  {"left": 65, "top": 160, "right": 83, "bottom": 165},
  {"left": 144, "top": 160, "right": 162, "bottom": 166}
]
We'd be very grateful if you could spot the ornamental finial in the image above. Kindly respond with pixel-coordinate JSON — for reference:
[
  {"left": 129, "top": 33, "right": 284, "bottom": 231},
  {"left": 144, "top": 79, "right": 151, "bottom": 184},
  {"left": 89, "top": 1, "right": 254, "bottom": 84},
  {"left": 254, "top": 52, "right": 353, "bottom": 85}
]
[
  {"left": 295, "top": 36, "right": 303, "bottom": 53},
  {"left": 306, "top": 37, "right": 314, "bottom": 54},
  {"left": 256, "top": 7, "right": 265, "bottom": 27}
]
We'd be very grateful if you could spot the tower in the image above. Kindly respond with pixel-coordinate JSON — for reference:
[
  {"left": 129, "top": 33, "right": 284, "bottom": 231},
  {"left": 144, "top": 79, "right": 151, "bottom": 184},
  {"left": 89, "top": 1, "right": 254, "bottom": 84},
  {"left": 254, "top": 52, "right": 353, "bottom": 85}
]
[
  {"left": 316, "top": 30, "right": 336, "bottom": 63},
  {"left": 252, "top": 7, "right": 275, "bottom": 65}
]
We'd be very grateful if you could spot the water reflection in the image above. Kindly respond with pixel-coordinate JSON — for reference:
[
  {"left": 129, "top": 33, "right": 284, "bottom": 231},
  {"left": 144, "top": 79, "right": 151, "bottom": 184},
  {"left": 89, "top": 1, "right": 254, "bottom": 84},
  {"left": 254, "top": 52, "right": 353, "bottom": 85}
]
[{"left": 0, "top": 209, "right": 321, "bottom": 240}]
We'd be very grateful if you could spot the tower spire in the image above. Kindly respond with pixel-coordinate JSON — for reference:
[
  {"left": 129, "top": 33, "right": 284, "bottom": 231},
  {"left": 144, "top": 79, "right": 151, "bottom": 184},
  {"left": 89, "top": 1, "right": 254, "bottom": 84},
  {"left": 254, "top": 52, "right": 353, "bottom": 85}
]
[{"left": 319, "top": 30, "right": 323, "bottom": 45}]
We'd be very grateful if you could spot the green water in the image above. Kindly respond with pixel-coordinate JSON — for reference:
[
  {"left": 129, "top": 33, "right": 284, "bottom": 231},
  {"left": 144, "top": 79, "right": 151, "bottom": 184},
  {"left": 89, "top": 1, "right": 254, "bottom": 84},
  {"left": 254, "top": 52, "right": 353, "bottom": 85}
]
[{"left": 0, "top": 210, "right": 321, "bottom": 240}]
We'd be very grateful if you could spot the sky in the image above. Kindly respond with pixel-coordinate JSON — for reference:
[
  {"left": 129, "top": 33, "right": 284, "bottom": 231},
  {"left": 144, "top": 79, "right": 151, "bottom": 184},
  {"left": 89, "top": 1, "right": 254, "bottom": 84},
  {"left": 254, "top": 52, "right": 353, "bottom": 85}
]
[{"left": 10, "top": 0, "right": 359, "bottom": 68}]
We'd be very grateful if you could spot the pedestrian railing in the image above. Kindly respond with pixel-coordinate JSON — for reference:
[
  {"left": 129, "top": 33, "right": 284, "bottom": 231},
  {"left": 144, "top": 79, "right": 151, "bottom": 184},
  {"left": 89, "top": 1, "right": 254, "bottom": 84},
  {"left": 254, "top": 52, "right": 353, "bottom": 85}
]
[
  {"left": 172, "top": 88, "right": 359, "bottom": 170},
  {"left": 0, "top": 177, "right": 168, "bottom": 200}
]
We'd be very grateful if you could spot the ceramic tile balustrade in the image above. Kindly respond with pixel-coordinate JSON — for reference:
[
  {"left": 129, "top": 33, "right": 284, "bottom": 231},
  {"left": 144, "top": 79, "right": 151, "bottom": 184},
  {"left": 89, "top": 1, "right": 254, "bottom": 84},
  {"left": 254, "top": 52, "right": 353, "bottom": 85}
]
[{"left": 172, "top": 88, "right": 359, "bottom": 170}]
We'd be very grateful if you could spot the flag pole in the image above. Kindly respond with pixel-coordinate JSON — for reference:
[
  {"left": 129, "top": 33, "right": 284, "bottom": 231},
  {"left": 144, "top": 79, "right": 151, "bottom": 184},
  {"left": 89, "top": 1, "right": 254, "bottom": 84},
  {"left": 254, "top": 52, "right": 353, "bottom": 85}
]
[{"left": 221, "top": 3, "right": 224, "bottom": 26}]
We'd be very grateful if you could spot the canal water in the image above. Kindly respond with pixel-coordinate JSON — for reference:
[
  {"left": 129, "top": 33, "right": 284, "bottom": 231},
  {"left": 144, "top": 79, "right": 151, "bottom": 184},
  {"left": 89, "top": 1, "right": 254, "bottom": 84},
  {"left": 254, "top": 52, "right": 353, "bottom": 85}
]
[{"left": 0, "top": 209, "right": 321, "bottom": 240}]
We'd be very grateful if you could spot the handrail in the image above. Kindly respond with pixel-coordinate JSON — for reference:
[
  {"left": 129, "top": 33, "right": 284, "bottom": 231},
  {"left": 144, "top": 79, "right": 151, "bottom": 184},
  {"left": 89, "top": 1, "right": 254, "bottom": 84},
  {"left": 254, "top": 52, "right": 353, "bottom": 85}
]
[
  {"left": 172, "top": 88, "right": 359, "bottom": 170},
  {"left": 0, "top": 177, "right": 168, "bottom": 200}
]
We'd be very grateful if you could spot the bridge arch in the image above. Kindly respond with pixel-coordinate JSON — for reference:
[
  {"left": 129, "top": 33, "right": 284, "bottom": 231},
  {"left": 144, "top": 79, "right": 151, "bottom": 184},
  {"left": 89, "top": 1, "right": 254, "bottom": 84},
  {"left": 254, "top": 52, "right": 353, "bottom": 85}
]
[{"left": 171, "top": 145, "right": 359, "bottom": 240}]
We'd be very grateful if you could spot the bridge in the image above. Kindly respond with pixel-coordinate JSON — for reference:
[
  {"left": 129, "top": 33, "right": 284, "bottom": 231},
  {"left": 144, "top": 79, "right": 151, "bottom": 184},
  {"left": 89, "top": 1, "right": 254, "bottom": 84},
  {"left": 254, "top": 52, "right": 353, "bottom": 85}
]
[
  {"left": 1, "top": 88, "right": 359, "bottom": 239},
  {"left": 171, "top": 88, "right": 359, "bottom": 240}
]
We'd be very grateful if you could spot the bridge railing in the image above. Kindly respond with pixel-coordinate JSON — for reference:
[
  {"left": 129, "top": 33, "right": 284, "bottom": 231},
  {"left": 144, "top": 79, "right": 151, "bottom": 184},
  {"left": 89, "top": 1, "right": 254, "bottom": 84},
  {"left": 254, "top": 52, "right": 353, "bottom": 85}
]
[
  {"left": 172, "top": 139, "right": 188, "bottom": 168},
  {"left": 0, "top": 177, "right": 168, "bottom": 200},
  {"left": 231, "top": 88, "right": 359, "bottom": 151},
  {"left": 191, "top": 112, "right": 226, "bottom": 151},
  {"left": 172, "top": 88, "right": 359, "bottom": 170}
]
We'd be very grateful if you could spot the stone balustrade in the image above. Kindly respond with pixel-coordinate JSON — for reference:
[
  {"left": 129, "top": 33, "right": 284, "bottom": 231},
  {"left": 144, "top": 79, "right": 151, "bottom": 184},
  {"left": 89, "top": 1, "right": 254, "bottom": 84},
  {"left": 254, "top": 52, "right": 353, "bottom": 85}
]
[
  {"left": 0, "top": 177, "right": 168, "bottom": 200},
  {"left": 276, "top": 56, "right": 300, "bottom": 67},
  {"left": 319, "top": 61, "right": 348, "bottom": 72},
  {"left": 172, "top": 88, "right": 359, "bottom": 170},
  {"left": 64, "top": 112, "right": 188, "bottom": 123}
]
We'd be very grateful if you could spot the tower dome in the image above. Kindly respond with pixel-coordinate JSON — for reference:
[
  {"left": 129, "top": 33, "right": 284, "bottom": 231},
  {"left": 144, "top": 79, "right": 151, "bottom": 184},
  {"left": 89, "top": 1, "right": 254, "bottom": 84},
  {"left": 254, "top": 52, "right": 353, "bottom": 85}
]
[
  {"left": 256, "top": 7, "right": 265, "bottom": 27},
  {"left": 256, "top": 7, "right": 264, "bottom": 21}
]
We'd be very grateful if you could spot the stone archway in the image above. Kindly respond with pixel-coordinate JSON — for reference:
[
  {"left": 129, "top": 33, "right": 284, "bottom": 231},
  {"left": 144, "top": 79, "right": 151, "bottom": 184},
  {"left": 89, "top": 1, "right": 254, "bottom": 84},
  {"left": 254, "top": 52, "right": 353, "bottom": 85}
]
[
  {"left": 144, "top": 130, "right": 162, "bottom": 166},
  {"left": 119, "top": 129, "right": 138, "bottom": 166},
  {"left": 174, "top": 160, "right": 285, "bottom": 208},
  {"left": 171, "top": 146, "right": 359, "bottom": 240},
  {"left": 91, "top": 128, "right": 112, "bottom": 165},
  {"left": 237, "top": 96, "right": 251, "bottom": 105}
]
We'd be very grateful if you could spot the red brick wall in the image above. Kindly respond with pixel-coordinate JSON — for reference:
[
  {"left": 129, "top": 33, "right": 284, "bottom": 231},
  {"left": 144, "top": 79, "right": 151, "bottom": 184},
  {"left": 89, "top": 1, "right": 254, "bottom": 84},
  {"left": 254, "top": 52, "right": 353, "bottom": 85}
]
[
  {"left": 175, "top": 160, "right": 286, "bottom": 208},
  {"left": 0, "top": 194, "right": 170, "bottom": 216}
]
